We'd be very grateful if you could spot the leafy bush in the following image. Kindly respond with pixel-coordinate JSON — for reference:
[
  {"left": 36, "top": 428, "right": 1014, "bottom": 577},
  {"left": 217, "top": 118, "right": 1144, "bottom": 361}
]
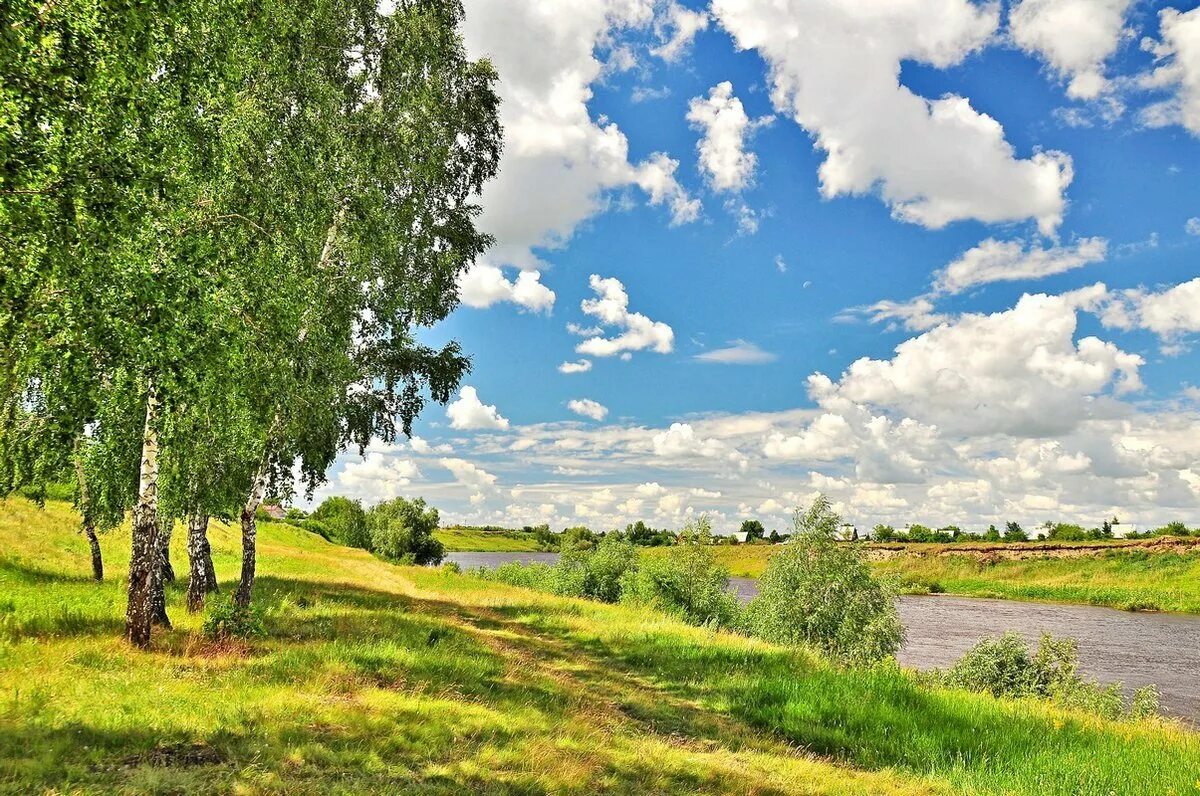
[
  {"left": 300, "top": 518, "right": 333, "bottom": 541},
  {"left": 555, "top": 534, "right": 637, "bottom": 602},
  {"left": 939, "top": 631, "right": 1160, "bottom": 720},
  {"left": 440, "top": 561, "right": 462, "bottom": 575},
  {"left": 744, "top": 496, "right": 902, "bottom": 664},
  {"left": 202, "top": 601, "right": 266, "bottom": 641},
  {"left": 311, "top": 496, "right": 370, "bottom": 549},
  {"left": 622, "top": 517, "right": 741, "bottom": 628},
  {"left": 366, "top": 496, "right": 444, "bottom": 565}
]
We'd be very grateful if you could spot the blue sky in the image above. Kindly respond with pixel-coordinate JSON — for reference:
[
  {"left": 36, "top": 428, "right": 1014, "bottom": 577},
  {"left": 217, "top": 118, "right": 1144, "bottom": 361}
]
[{"left": 314, "top": 0, "right": 1200, "bottom": 532}]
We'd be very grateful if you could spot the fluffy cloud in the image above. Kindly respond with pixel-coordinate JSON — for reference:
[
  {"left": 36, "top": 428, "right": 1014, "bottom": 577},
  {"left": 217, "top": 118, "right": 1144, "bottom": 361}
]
[
  {"left": 567, "top": 398, "right": 609, "bottom": 421},
  {"left": 694, "top": 339, "right": 777, "bottom": 364},
  {"left": 840, "top": 296, "right": 950, "bottom": 332},
  {"left": 574, "top": 274, "right": 675, "bottom": 358},
  {"left": 337, "top": 453, "right": 421, "bottom": 499},
  {"left": 651, "top": 0, "right": 709, "bottom": 62},
  {"left": 439, "top": 457, "right": 499, "bottom": 489},
  {"left": 713, "top": 0, "right": 1073, "bottom": 234},
  {"left": 1186, "top": 217, "right": 1200, "bottom": 236},
  {"left": 934, "top": 236, "right": 1108, "bottom": 294},
  {"left": 460, "top": 0, "right": 699, "bottom": 307},
  {"left": 1009, "top": 0, "right": 1133, "bottom": 100},
  {"left": 1099, "top": 277, "right": 1200, "bottom": 347},
  {"left": 1139, "top": 6, "right": 1200, "bottom": 135},
  {"left": 813, "top": 287, "right": 1144, "bottom": 436},
  {"left": 687, "top": 82, "right": 769, "bottom": 192},
  {"left": 558, "top": 359, "right": 594, "bottom": 374},
  {"left": 447, "top": 386, "right": 510, "bottom": 430},
  {"left": 457, "top": 264, "right": 556, "bottom": 312}
]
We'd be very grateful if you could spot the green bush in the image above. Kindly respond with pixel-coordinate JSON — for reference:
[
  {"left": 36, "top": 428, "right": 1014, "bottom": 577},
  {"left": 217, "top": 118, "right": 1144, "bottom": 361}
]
[
  {"left": 311, "top": 496, "right": 370, "bottom": 549},
  {"left": 366, "top": 496, "right": 444, "bottom": 565},
  {"left": 555, "top": 534, "right": 637, "bottom": 602},
  {"left": 622, "top": 517, "right": 740, "bottom": 628},
  {"left": 202, "top": 601, "right": 266, "bottom": 641},
  {"left": 300, "top": 518, "right": 333, "bottom": 541},
  {"left": 744, "top": 496, "right": 902, "bottom": 665},
  {"left": 939, "top": 632, "right": 1160, "bottom": 720}
]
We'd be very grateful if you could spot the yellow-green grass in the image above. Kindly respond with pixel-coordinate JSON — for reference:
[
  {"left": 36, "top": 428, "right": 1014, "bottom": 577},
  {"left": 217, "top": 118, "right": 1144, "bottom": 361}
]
[
  {"left": 654, "top": 543, "right": 1200, "bottom": 614},
  {"left": 1, "top": 499, "right": 1199, "bottom": 795},
  {"left": 434, "top": 526, "right": 542, "bottom": 552}
]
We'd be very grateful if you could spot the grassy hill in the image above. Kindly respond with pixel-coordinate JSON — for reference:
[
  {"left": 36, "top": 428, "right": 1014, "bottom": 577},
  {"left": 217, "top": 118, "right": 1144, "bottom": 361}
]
[
  {"left": 2, "top": 498, "right": 1199, "bottom": 795},
  {"left": 656, "top": 542, "right": 1200, "bottom": 614},
  {"left": 434, "top": 526, "right": 543, "bottom": 552}
]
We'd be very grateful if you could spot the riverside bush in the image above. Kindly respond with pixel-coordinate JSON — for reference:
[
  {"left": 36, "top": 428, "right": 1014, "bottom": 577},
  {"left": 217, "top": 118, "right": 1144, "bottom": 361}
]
[{"left": 744, "top": 496, "right": 902, "bottom": 664}]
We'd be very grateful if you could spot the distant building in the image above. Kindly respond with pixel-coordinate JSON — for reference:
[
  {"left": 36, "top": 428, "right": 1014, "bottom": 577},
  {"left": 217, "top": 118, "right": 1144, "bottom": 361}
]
[
  {"left": 731, "top": 531, "right": 749, "bottom": 543},
  {"left": 260, "top": 504, "right": 287, "bottom": 520},
  {"left": 834, "top": 523, "right": 858, "bottom": 541},
  {"left": 1109, "top": 522, "right": 1138, "bottom": 539}
]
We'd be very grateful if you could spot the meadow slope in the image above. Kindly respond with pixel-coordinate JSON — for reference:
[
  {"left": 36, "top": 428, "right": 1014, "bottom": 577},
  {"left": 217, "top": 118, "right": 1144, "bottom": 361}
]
[{"left": 2, "top": 498, "right": 1199, "bottom": 795}]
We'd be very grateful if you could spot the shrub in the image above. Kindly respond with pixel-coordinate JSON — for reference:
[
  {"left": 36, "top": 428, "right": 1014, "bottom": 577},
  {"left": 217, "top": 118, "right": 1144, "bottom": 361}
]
[
  {"left": 744, "top": 496, "right": 902, "bottom": 664},
  {"left": 366, "top": 496, "right": 444, "bottom": 565},
  {"left": 940, "top": 632, "right": 1160, "bottom": 720},
  {"left": 203, "top": 601, "right": 266, "bottom": 641},
  {"left": 622, "top": 517, "right": 741, "bottom": 628},
  {"left": 555, "top": 534, "right": 637, "bottom": 602},
  {"left": 299, "top": 518, "right": 333, "bottom": 541},
  {"left": 311, "top": 496, "right": 370, "bottom": 549},
  {"left": 481, "top": 561, "right": 557, "bottom": 591},
  {"left": 440, "top": 561, "right": 462, "bottom": 575}
]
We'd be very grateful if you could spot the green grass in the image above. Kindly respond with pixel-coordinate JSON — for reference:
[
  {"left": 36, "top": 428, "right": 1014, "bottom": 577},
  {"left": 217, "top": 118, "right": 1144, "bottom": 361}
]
[
  {"left": 434, "top": 526, "right": 543, "bottom": 552},
  {"left": 659, "top": 543, "right": 1200, "bottom": 614},
  {"left": 2, "top": 498, "right": 1199, "bottom": 795}
]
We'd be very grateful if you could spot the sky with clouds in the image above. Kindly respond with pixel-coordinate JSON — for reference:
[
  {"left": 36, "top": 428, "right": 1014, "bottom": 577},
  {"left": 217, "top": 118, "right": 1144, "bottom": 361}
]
[{"left": 312, "top": 0, "right": 1200, "bottom": 533}]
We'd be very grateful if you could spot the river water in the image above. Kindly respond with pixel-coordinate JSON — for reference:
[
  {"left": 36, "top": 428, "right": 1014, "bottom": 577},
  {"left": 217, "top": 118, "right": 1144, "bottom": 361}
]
[{"left": 447, "top": 552, "right": 1200, "bottom": 720}]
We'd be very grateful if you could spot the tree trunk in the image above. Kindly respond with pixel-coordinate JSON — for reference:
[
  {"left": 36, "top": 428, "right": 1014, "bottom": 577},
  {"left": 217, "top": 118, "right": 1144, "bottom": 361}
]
[
  {"left": 235, "top": 466, "right": 266, "bottom": 608},
  {"left": 150, "top": 517, "right": 173, "bottom": 628},
  {"left": 125, "top": 386, "right": 160, "bottom": 648},
  {"left": 186, "top": 513, "right": 212, "bottom": 612},
  {"left": 84, "top": 522, "right": 103, "bottom": 581}
]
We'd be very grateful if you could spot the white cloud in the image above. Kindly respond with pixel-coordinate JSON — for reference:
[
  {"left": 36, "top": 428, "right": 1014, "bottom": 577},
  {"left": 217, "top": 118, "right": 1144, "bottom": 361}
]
[
  {"left": 439, "top": 457, "right": 499, "bottom": 489},
  {"left": 447, "top": 386, "right": 510, "bottom": 430},
  {"left": 687, "top": 82, "right": 769, "bottom": 192},
  {"left": 1186, "top": 217, "right": 1200, "bottom": 236},
  {"left": 1009, "top": 0, "right": 1133, "bottom": 100},
  {"left": 813, "top": 286, "right": 1144, "bottom": 437},
  {"left": 1138, "top": 6, "right": 1200, "bottom": 136},
  {"left": 1100, "top": 277, "right": 1200, "bottom": 346},
  {"left": 558, "top": 359, "right": 594, "bottom": 374},
  {"left": 934, "top": 236, "right": 1109, "bottom": 294},
  {"left": 574, "top": 274, "right": 675, "bottom": 358},
  {"left": 651, "top": 1, "right": 709, "bottom": 62},
  {"left": 338, "top": 453, "right": 421, "bottom": 499},
  {"left": 461, "top": 0, "right": 698, "bottom": 305},
  {"left": 714, "top": 0, "right": 1073, "bottom": 234},
  {"left": 841, "top": 297, "right": 950, "bottom": 332},
  {"left": 774, "top": 254, "right": 786, "bottom": 273},
  {"left": 457, "top": 264, "right": 556, "bottom": 312},
  {"left": 694, "top": 339, "right": 777, "bottom": 365},
  {"left": 567, "top": 398, "right": 609, "bottom": 421}
]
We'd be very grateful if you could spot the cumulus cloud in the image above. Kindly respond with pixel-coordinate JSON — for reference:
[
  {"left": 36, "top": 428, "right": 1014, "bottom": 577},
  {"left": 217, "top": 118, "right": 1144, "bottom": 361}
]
[
  {"left": 447, "top": 386, "right": 510, "bottom": 430},
  {"left": 558, "top": 359, "right": 594, "bottom": 374},
  {"left": 1138, "top": 6, "right": 1200, "bottom": 136},
  {"left": 694, "top": 339, "right": 777, "bottom": 365},
  {"left": 574, "top": 274, "right": 675, "bottom": 358},
  {"left": 567, "top": 398, "right": 609, "bottom": 421},
  {"left": 457, "top": 264, "right": 556, "bottom": 312},
  {"left": 439, "top": 457, "right": 499, "bottom": 489},
  {"left": 337, "top": 453, "right": 421, "bottom": 499},
  {"left": 840, "top": 297, "right": 950, "bottom": 332},
  {"left": 813, "top": 287, "right": 1144, "bottom": 436},
  {"left": 713, "top": 0, "right": 1073, "bottom": 234},
  {"left": 934, "top": 236, "right": 1109, "bottom": 294},
  {"left": 1009, "top": 0, "right": 1133, "bottom": 100},
  {"left": 651, "top": 0, "right": 709, "bottom": 62},
  {"left": 460, "top": 0, "right": 699, "bottom": 305},
  {"left": 687, "top": 82, "right": 770, "bottom": 192},
  {"left": 1099, "top": 277, "right": 1200, "bottom": 349}
]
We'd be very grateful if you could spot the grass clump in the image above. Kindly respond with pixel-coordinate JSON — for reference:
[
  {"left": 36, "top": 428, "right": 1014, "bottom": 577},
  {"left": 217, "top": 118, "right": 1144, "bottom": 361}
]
[
  {"left": 201, "top": 600, "right": 266, "bottom": 641},
  {"left": 935, "top": 632, "right": 1161, "bottom": 721}
]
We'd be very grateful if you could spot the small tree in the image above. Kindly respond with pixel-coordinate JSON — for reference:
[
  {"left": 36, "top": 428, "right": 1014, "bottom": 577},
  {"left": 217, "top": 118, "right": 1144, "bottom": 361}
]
[
  {"left": 872, "top": 524, "right": 897, "bottom": 542},
  {"left": 623, "top": 516, "right": 739, "bottom": 628},
  {"left": 311, "top": 496, "right": 370, "bottom": 549},
  {"left": 1003, "top": 521, "right": 1028, "bottom": 542},
  {"left": 745, "top": 496, "right": 902, "bottom": 664},
  {"left": 367, "top": 497, "right": 444, "bottom": 565}
]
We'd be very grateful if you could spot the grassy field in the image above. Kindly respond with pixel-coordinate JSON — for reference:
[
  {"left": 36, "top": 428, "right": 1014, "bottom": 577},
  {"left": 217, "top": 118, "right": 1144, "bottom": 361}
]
[
  {"left": 658, "top": 542, "right": 1200, "bottom": 614},
  {"left": 2, "top": 499, "right": 1200, "bottom": 795},
  {"left": 434, "top": 526, "right": 543, "bottom": 552}
]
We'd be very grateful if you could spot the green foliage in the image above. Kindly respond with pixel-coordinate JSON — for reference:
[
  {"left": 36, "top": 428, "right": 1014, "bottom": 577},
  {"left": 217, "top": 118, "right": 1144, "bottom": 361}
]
[
  {"left": 202, "top": 600, "right": 266, "bottom": 641},
  {"left": 559, "top": 525, "right": 597, "bottom": 552},
  {"left": 745, "top": 496, "right": 902, "bottom": 664},
  {"left": 366, "top": 497, "right": 444, "bottom": 565},
  {"left": 623, "top": 519, "right": 674, "bottom": 546},
  {"left": 622, "top": 517, "right": 741, "bottom": 628},
  {"left": 311, "top": 496, "right": 370, "bottom": 548},
  {"left": 1003, "top": 522, "right": 1027, "bottom": 542},
  {"left": 739, "top": 519, "right": 765, "bottom": 542},
  {"left": 873, "top": 524, "right": 898, "bottom": 541},
  {"left": 555, "top": 534, "right": 638, "bottom": 602},
  {"left": 939, "top": 632, "right": 1160, "bottom": 720},
  {"left": 1048, "top": 523, "right": 1089, "bottom": 541}
]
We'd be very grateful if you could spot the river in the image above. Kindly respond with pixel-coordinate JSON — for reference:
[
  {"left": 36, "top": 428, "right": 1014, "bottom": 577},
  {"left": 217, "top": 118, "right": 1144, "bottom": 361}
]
[{"left": 446, "top": 552, "right": 1200, "bottom": 721}]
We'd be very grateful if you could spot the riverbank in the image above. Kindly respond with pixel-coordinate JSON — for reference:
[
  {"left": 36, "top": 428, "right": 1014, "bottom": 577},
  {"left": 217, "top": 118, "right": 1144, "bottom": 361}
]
[
  {"left": 3, "top": 498, "right": 1200, "bottom": 795},
  {"left": 654, "top": 540, "right": 1200, "bottom": 614},
  {"left": 434, "top": 525, "right": 544, "bottom": 552}
]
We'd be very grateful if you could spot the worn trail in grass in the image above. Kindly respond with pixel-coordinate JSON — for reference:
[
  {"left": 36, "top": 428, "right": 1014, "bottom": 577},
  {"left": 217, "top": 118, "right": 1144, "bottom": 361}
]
[{"left": 2, "top": 498, "right": 1199, "bottom": 795}]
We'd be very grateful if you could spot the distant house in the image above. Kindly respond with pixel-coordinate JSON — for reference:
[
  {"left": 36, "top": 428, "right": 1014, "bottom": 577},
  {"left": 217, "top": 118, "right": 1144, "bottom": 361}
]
[
  {"left": 260, "top": 504, "right": 287, "bottom": 520},
  {"left": 834, "top": 523, "right": 858, "bottom": 541},
  {"left": 1109, "top": 522, "right": 1138, "bottom": 539},
  {"left": 731, "top": 531, "right": 749, "bottom": 544}
]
